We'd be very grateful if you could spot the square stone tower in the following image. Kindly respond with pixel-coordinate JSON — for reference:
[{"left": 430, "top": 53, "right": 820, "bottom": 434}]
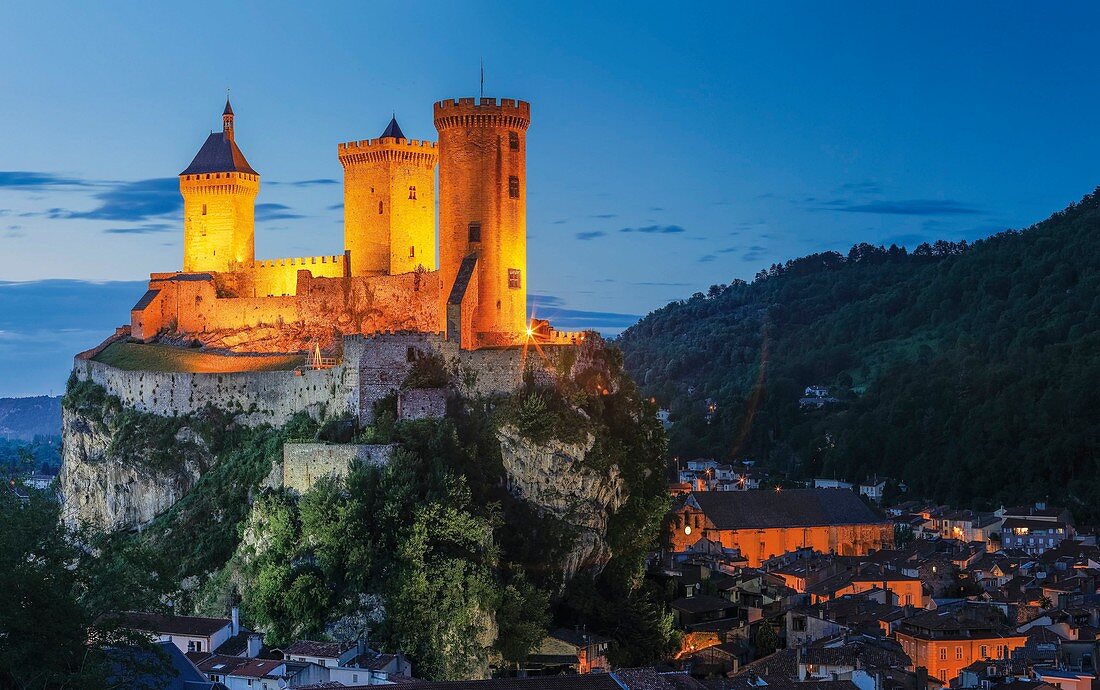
[{"left": 339, "top": 117, "right": 438, "bottom": 277}]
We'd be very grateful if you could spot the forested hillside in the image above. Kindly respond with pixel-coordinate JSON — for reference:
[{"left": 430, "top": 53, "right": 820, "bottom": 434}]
[{"left": 618, "top": 189, "right": 1100, "bottom": 521}]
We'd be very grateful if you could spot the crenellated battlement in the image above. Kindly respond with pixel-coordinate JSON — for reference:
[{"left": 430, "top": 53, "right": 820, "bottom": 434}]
[
  {"left": 180, "top": 171, "right": 260, "bottom": 183},
  {"left": 337, "top": 137, "right": 438, "bottom": 168},
  {"left": 433, "top": 97, "right": 531, "bottom": 130},
  {"left": 232, "top": 254, "right": 347, "bottom": 271},
  {"left": 338, "top": 137, "right": 437, "bottom": 151}
]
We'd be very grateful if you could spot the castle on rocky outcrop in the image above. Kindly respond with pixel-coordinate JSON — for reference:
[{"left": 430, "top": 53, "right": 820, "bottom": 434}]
[{"left": 130, "top": 95, "right": 577, "bottom": 353}]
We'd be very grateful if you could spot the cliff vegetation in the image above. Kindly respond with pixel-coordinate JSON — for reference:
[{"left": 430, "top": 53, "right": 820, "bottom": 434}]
[{"left": 59, "top": 337, "right": 676, "bottom": 679}]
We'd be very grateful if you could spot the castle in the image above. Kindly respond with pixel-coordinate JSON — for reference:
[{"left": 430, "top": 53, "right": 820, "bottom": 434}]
[{"left": 130, "top": 95, "right": 577, "bottom": 353}]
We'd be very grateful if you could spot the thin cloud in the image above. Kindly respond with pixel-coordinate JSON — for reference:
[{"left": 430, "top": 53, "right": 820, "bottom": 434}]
[
  {"left": 575, "top": 231, "right": 606, "bottom": 240},
  {"left": 619, "top": 225, "right": 685, "bottom": 234},
  {"left": 698, "top": 254, "right": 716, "bottom": 263},
  {"left": 0, "top": 171, "right": 90, "bottom": 189},
  {"left": 589, "top": 213, "right": 618, "bottom": 219},
  {"left": 811, "top": 198, "right": 981, "bottom": 216},
  {"left": 327, "top": 203, "right": 344, "bottom": 211},
  {"left": 256, "top": 203, "right": 304, "bottom": 221},
  {"left": 45, "top": 178, "right": 181, "bottom": 222},
  {"left": 268, "top": 178, "right": 339, "bottom": 187},
  {"left": 103, "top": 223, "right": 174, "bottom": 235}
]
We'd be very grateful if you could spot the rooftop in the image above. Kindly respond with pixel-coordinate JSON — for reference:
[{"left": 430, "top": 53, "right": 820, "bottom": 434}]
[
  {"left": 181, "top": 131, "right": 258, "bottom": 176},
  {"left": 685, "top": 489, "right": 884, "bottom": 530}
]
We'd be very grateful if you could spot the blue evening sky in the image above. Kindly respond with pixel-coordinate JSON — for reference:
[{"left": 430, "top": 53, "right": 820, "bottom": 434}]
[{"left": 1, "top": 2, "right": 1098, "bottom": 396}]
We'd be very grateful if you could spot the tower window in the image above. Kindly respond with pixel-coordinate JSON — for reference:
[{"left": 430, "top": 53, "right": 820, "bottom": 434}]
[
  {"left": 378, "top": 200, "right": 384, "bottom": 214},
  {"left": 201, "top": 204, "right": 207, "bottom": 216},
  {"left": 409, "top": 186, "right": 417, "bottom": 200},
  {"left": 468, "top": 222, "right": 481, "bottom": 243},
  {"left": 508, "top": 176, "right": 520, "bottom": 199},
  {"left": 508, "top": 268, "right": 521, "bottom": 289},
  {"left": 509, "top": 131, "right": 519, "bottom": 150}
]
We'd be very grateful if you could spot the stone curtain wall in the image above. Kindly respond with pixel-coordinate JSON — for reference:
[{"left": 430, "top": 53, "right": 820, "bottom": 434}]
[
  {"left": 281, "top": 442, "right": 395, "bottom": 493},
  {"left": 75, "top": 332, "right": 575, "bottom": 428},
  {"left": 72, "top": 357, "right": 355, "bottom": 427}
]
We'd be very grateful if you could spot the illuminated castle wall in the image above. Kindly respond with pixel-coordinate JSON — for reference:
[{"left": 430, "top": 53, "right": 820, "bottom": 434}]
[{"left": 132, "top": 96, "right": 577, "bottom": 352}]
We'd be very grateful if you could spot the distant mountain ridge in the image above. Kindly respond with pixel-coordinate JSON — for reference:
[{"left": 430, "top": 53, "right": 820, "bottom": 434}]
[
  {"left": 0, "top": 395, "right": 62, "bottom": 440},
  {"left": 617, "top": 188, "right": 1100, "bottom": 521}
]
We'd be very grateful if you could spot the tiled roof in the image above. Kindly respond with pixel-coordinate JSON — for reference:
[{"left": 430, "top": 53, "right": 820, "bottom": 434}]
[
  {"left": 671, "top": 594, "right": 736, "bottom": 614},
  {"left": 114, "top": 611, "right": 230, "bottom": 637},
  {"left": 687, "top": 490, "right": 884, "bottom": 530},
  {"left": 283, "top": 639, "right": 356, "bottom": 659},
  {"left": 180, "top": 131, "right": 258, "bottom": 176}
]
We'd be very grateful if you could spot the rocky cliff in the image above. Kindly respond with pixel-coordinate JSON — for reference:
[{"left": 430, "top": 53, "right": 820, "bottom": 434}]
[
  {"left": 497, "top": 424, "right": 624, "bottom": 581},
  {"left": 58, "top": 379, "right": 214, "bottom": 531}
]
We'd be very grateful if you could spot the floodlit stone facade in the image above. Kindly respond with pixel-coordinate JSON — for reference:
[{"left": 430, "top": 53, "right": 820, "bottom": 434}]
[{"left": 132, "top": 95, "right": 570, "bottom": 352}]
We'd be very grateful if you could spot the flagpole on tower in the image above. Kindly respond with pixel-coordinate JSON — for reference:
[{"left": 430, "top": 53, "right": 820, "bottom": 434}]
[{"left": 480, "top": 59, "right": 484, "bottom": 99}]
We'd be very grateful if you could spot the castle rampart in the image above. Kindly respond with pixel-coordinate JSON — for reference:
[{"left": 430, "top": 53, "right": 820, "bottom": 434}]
[
  {"left": 72, "top": 356, "right": 353, "bottom": 426},
  {"left": 281, "top": 442, "right": 395, "bottom": 493}
]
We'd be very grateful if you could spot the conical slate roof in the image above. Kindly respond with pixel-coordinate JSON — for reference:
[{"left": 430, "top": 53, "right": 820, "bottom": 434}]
[
  {"left": 180, "top": 132, "right": 258, "bottom": 176},
  {"left": 380, "top": 116, "right": 405, "bottom": 140},
  {"left": 223, "top": 98, "right": 234, "bottom": 116}
]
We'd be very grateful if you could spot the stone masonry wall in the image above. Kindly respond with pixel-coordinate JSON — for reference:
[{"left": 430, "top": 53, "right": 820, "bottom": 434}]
[
  {"left": 281, "top": 442, "right": 395, "bottom": 493},
  {"left": 72, "top": 357, "right": 355, "bottom": 427}
]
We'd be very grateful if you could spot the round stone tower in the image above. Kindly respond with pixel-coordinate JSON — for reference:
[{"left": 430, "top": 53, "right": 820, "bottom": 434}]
[
  {"left": 434, "top": 97, "right": 530, "bottom": 347},
  {"left": 339, "top": 116, "right": 438, "bottom": 276},
  {"left": 180, "top": 98, "right": 259, "bottom": 273}
]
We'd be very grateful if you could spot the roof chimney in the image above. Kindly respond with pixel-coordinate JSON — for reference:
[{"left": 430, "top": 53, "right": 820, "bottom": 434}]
[
  {"left": 247, "top": 633, "right": 262, "bottom": 658},
  {"left": 231, "top": 606, "right": 240, "bottom": 637}
]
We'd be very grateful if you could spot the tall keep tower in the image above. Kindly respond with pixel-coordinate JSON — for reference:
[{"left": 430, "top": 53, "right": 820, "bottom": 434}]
[
  {"left": 434, "top": 97, "right": 530, "bottom": 346},
  {"left": 339, "top": 117, "right": 438, "bottom": 276},
  {"left": 180, "top": 98, "right": 260, "bottom": 273}
]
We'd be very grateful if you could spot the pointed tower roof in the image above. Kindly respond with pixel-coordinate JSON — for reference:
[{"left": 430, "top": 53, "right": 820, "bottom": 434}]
[
  {"left": 180, "top": 101, "right": 257, "bottom": 176},
  {"left": 380, "top": 115, "right": 405, "bottom": 140}
]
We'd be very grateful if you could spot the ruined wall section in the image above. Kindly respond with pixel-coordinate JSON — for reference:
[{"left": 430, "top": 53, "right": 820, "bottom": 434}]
[
  {"left": 281, "top": 442, "right": 395, "bottom": 493},
  {"left": 131, "top": 270, "right": 442, "bottom": 352},
  {"left": 346, "top": 332, "right": 572, "bottom": 423},
  {"left": 232, "top": 254, "right": 349, "bottom": 297}
]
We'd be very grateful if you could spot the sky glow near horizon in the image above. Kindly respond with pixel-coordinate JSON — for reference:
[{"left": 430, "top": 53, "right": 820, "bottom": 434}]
[{"left": 1, "top": 2, "right": 1099, "bottom": 396}]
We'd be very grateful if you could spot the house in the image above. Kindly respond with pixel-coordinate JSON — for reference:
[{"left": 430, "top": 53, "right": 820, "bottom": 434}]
[
  {"left": 113, "top": 608, "right": 259, "bottom": 657},
  {"left": 201, "top": 657, "right": 327, "bottom": 690},
  {"left": 894, "top": 604, "right": 1028, "bottom": 684},
  {"left": 282, "top": 639, "right": 412, "bottom": 685},
  {"left": 526, "top": 628, "right": 612, "bottom": 674},
  {"left": 671, "top": 595, "right": 745, "bottom": 632},
  {"left": 667, "top": 489, "right": 893, "bottom": 567},
  {"left": 1000, "top": 505, "right": 1075, "bottom": 555},
  {"left": 787, "top": 593, "right": 906, "bottom": 647},
  {"left": 860, "top": 480, "right": 887, "bottom": 504}
]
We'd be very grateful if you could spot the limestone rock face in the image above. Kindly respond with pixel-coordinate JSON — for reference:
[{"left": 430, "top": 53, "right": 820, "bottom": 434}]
[
  {"left": 58, "top": 406, "right": 211, "bottom": 532},
  {"left": 497, "top": 424, "right": 625, "bottom": 581}
]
